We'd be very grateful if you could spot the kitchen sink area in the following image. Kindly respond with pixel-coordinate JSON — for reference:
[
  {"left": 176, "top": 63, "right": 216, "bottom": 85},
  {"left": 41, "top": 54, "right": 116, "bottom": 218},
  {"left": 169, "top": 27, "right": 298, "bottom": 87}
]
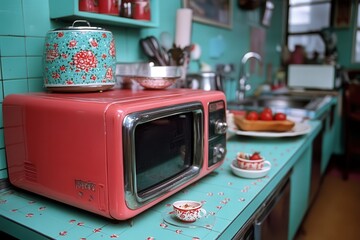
[{"left": 227, "top": 94, "right": 332, "bottom": 119}]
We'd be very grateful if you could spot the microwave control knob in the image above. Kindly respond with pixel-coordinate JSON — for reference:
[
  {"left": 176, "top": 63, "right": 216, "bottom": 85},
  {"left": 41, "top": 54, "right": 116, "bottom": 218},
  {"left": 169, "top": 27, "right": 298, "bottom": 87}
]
[
  {"left": 214, "top": 120, "right": 228, "bottom": 134},
  {"left": 213, "top": 144, "right": 226, "bottom": 160}
]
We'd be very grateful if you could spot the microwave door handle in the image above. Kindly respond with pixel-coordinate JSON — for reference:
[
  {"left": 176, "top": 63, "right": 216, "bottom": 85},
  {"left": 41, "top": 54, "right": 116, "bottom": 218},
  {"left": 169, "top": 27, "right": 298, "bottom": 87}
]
[{"left": 137, "top": 165, "right": 200, "bottom": 201}]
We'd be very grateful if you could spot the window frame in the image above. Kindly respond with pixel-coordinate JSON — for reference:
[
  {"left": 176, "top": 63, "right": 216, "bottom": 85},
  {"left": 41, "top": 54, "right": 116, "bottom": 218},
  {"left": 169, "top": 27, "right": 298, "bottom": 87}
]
[
  {"left": 286, "top": 0, "right": 333, "bottom": 56},
  {"left": 352, "top": 1, "right": 360, "bottom": 63}
]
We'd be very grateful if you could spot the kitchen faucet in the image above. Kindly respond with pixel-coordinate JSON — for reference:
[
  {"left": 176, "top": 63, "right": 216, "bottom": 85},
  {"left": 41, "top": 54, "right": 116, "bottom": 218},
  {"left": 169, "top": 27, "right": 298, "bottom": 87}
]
[{"left": 237, "top": 52, "right": 262, "bottom": 101}]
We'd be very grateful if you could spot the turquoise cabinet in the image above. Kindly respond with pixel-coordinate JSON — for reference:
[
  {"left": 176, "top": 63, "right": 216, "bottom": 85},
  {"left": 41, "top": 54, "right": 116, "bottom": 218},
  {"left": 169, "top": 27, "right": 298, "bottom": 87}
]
[
  {"left": 333, "top": 92, "right": 344, "bottom": 155},
  {"left": 49, "top": 0, "right": 159, "bottom": 28},
  {"left": 319, "top": 99, "right": 338, "bottom": 174},
  {"left": 289, "top": 145, "right": 312, "bottom": 240}
]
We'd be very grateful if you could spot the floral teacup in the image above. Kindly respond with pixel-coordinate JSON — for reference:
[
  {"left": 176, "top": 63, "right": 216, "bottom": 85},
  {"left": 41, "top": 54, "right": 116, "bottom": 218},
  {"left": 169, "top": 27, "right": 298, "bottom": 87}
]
[{"left": 172, "top": 200, "right": 207, "bottom": 222}]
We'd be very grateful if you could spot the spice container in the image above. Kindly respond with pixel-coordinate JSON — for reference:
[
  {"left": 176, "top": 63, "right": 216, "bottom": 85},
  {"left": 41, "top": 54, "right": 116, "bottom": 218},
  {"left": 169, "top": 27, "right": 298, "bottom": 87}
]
[
  {"left": 120, "top": 0, "right": 133, "bottom": 18},
  {"left": 98, "top": 0, "right": 119, "bottom": 15},
  {"left": 43, "top": 20, "right": 116, "bottom": 92},
  {"left": 133, "top": 0, "right": 151, "bottom": 21},
  {"left": 79, "top": 0, "right": 99, "bottom": 13}
]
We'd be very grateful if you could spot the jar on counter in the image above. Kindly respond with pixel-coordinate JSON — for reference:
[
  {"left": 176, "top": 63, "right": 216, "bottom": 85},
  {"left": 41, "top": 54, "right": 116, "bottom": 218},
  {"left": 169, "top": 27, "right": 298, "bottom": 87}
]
[
  {"left": 79, "top": 0, "right": 99, "bottom": 13},
  {"left": 133, "top": 0, "right": 151, "bottom": 21},
  {"left": 290, "top": 45, "right": 306, "bottom": 64},
  {"left": 120, "top": 0, "right": 133, "bottom": 18},
  {"left": 98, "top": 0, "right": 119, "bottom": 15}
]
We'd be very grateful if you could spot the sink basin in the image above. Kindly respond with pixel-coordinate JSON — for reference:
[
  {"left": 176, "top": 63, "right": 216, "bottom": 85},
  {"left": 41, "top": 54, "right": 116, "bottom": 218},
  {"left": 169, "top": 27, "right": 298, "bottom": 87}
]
[{"left": 227, "top": 95, "right": 329, "bottom": 119}]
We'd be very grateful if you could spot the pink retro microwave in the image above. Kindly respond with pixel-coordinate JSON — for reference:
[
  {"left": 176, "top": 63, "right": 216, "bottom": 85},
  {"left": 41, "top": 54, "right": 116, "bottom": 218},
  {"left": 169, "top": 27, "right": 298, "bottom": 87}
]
[{"left": 3, "top": 89, "right": 227, "bottom": 220}]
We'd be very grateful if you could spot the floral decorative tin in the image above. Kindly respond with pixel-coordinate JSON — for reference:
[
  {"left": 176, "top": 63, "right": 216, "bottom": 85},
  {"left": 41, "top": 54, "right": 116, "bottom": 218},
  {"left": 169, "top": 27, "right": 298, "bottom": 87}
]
[{"left": 43, "top": 20, "right": 116, "bottom": 92}]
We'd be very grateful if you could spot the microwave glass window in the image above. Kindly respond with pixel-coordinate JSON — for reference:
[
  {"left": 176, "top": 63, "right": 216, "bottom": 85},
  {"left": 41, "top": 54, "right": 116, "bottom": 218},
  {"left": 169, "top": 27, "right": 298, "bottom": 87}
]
[{"left": 135, "top": 113, "right": 194, "bottom": 193}]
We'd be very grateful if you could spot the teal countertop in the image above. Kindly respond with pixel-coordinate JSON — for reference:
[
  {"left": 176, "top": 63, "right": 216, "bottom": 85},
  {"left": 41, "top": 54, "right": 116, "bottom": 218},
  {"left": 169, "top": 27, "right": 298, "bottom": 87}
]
[{"left": 0, "top": 121, "right": 321, "bottom": 240}]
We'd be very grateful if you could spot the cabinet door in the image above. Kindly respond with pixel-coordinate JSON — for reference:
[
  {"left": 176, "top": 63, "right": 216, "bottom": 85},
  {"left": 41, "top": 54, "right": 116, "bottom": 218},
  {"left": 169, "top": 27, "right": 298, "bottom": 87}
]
[{"left": 289, "top": 147, "right": 312, "bottom": 240}]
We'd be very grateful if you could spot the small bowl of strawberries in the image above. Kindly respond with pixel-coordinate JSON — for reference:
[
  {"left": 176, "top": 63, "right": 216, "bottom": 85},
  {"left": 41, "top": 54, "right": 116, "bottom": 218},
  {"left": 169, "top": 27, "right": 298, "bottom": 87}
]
[{"left": 236, "top": 152, "right": 271, "bottom": 170}]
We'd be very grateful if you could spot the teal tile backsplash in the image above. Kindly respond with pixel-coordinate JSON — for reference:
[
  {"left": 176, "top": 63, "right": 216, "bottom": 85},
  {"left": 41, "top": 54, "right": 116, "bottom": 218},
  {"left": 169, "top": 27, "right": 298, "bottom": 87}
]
[
  {"left": 0, "top": 103, "right": 4, "bottom": 128},
  {"left": 28, "top": 77, "right": 45, "bottom": 92},
  {"left": 25, "top": 37, "right": 45, "bottom": 56},
  {"left": 0, "top": 150, "right": 6, "bottom": 170},
  {"left": 0, "top": 37, "right": 26, "bottom": 56},
  {"left": 0, "top": 85, "right": 3, "bottom": 102},
  {"left": 27, "top": 56, "right": 42, "bottom": 78},
  {"left": 22, "top": 0, "right": 51, "bottom": 37},
  {"left": 3, "top": 79, "right": 29, "bottom": 96},
  {"left": 1, "top": 57, "right": 27, "bottom": 79},
  {"left": 0, "top": 0, "right": 25, "bottom": 36},
  {"left": 0, "top": 129, "right": 4, "bottom": 149},
  {"left": 0, "top": 104, "right": 3, "bottom": 128}
]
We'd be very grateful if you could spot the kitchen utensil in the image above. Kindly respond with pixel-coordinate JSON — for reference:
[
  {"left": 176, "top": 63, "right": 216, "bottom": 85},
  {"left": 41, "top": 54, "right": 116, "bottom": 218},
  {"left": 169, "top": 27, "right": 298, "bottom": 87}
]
[
  {"left": 186, "top": 72, "right": 223, "bottom": 91},
  {"left": 133, "top": 65, "right": 181, "bottom": 89},
  {"left": 43, "top": 20, "right": 116, "bottom": 92},
  {"left": 140, "top": 37, "right": 167, "bottom": 66},
  {"left": 147, "top": 36, "right": 169, "bottom": 65},
  {"left": 140, "top": 38, "right": 158, "bottom": 64},
  {"left": 168, "top": 45, "right": 192, "bottom": 66},
  {"left": 115, "top": 62, "right": 145, "bottom": 89}
]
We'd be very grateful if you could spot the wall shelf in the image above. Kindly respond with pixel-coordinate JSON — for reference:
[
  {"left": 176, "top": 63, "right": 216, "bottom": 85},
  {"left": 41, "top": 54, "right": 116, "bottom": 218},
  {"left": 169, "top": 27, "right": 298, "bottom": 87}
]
[{"left": 49, "top": 0, "right": 159, "bottom": 28}]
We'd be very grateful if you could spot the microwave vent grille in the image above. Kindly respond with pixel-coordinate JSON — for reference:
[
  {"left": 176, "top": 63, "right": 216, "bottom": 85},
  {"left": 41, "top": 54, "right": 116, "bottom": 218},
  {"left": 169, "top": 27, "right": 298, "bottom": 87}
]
[{"left": 24, "top": 162, "right": 37, "bottom": 182}]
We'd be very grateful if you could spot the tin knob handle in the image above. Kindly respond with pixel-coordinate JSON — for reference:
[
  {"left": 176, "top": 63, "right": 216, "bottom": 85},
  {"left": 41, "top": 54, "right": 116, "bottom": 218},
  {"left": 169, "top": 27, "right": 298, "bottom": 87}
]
[
  {"left": 215, "top": 120, "right": 228, "bottom": 135},
  {"left": 213, "top": 144, "right": 226, "bottom": 161}
]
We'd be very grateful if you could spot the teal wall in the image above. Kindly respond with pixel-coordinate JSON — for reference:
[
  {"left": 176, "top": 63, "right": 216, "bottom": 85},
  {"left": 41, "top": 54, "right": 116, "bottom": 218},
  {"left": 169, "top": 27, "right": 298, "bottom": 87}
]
[
  {"left": 0, "top": 0, "right": 286, "bottom": 179},
  {"left": 334, "top": 1, "right": 359, "bottom": 69}
]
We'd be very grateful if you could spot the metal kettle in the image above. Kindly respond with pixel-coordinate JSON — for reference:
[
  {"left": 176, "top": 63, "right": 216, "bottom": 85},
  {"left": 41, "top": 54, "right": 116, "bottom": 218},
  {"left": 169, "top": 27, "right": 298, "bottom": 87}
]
[{"left": 186, "top": 72, "right": 223, "bottom": 91}]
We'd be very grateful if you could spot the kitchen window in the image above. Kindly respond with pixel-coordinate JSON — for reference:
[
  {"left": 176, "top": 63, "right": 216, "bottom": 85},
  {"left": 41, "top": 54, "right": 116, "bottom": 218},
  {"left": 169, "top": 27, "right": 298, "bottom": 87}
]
[
  {"left": 354, "top": 3, "right": 360, "bottom": 62},
  {"left": 287, "top": 0, "right": 332, "bottom": 59}
]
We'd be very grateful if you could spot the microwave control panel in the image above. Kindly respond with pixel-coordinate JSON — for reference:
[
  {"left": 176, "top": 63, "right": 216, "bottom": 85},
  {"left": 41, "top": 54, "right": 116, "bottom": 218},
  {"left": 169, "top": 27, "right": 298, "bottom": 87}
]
[{"left": 208, "top": 100, "right": 227, "bottom": 167}]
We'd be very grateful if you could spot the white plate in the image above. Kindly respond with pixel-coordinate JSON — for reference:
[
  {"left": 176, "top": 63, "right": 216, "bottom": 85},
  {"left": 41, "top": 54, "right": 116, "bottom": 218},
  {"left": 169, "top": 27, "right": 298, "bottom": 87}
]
[
  {"left": 228, "top": 122, "right": 311, "bottom": 138},
  {"left": 230, "top": 160, "right": 270, "bottom": 178}
]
